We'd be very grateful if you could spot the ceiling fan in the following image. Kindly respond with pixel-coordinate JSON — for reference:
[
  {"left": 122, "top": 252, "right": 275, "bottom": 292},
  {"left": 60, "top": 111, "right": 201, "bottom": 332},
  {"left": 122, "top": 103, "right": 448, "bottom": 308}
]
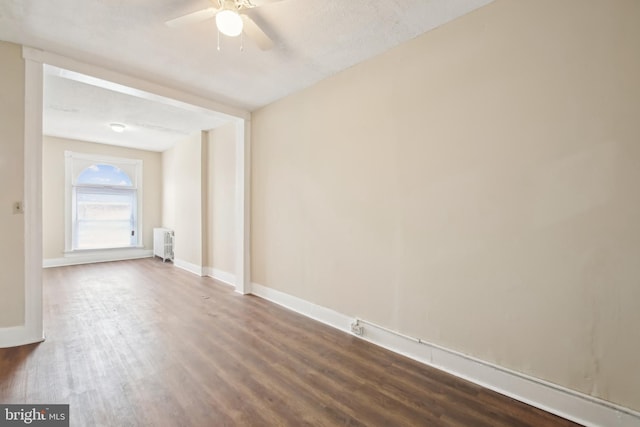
[{"left": 166, "top": 0, "right": 283, "bottom": 50}]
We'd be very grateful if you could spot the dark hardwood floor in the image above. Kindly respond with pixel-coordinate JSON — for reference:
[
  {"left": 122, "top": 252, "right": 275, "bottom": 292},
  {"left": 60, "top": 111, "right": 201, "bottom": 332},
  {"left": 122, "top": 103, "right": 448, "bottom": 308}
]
[{"left": 0, "top": 259, "right": 581, "bottom": 426}]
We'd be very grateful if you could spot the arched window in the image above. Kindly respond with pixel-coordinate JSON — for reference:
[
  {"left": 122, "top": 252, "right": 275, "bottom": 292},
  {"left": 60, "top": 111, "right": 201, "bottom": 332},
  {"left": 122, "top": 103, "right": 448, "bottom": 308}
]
[
  {"left": 66, "top": 153, "right": 142, "bottom": 251},
  {"left": 76, "top": 164, "right": 133, "bottom": 187}
]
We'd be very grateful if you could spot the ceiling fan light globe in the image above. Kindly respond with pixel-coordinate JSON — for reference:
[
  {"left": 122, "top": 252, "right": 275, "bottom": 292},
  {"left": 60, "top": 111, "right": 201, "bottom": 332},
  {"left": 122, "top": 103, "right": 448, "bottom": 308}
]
[{"left": 216, "top": 10, "right": 243, "bottom": 37}]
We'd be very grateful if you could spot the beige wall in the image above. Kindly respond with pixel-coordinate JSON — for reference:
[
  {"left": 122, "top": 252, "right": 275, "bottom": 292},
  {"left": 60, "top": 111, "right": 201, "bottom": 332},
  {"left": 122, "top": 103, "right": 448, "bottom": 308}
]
[
  {"left": 42, "top": 136, "right": 162, "bottom": 259},
  {"left": 0, "top": 41, "right": 25, "bottom": 327},
  {"left": 163, "top": 127, "right": 237, "bottom": 275},
  {"left": 207, "top": 123, "right": 236, "bottom": 274},
  {"left": 251, "top": 0, "right": 640, "bottom": 411},
  {"left": 162, "top": 131, "right": 206, "bottom": 267}
]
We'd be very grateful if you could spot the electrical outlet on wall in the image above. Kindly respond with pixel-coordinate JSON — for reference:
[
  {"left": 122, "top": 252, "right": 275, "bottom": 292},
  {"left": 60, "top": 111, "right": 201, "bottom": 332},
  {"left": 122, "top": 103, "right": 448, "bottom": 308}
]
[
  {"left": 13, "top": 201, "right": 24, "bottom": 214},
  {"left": 350, "top": 321, "right": 364, "bottom": 336}
]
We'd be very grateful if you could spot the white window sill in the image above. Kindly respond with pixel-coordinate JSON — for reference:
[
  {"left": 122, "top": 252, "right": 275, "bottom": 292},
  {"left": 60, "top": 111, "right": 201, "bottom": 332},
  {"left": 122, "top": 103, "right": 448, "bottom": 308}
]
[{"left": 64, "top": 246, "right": 145, "bottom": 257}]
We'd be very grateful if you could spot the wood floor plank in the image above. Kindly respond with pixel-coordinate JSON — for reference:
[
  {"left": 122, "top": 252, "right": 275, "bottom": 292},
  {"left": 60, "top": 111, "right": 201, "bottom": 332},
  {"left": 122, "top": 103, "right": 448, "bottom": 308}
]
[{"left": 0, "top": 259, "right": 582, "bottom": 426}]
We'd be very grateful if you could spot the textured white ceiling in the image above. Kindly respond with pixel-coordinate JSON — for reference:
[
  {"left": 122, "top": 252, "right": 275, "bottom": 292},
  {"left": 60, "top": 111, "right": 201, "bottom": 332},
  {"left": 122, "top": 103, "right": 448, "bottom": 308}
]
[
  {"left": 43, "top": 66, "right": 229, "bottom": 152},
  {"left": 0, "top": 0, "right": 494, "bottom": 151}
]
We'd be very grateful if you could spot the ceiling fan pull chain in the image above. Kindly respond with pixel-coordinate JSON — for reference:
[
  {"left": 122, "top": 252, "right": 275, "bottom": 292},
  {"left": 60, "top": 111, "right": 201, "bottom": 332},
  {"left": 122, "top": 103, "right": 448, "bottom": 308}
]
[
  {"left": 217, "top": 28, "right": 221, "bottom": 51},
  {"left": 240, "top": 31, "right": 244, "bottom": 52}
]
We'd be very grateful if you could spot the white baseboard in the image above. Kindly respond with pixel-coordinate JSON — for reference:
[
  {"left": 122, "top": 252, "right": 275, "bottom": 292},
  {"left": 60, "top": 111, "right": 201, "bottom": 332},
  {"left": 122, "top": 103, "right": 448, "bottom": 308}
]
[
  {"left": 43, "top": 249, "right": 153, "bottom": 268},
  {"left": 0, "top": 324, "right": 45, "bottom": 349},
  {"left": 174, "top": 258, "right": 205, "bottom": 276},
  {"left": 205, "top": 267, "right": 236, "bottom": 287},
  {"left": 250, "top": 282, "right": 640, "bottom": 427},
  {"left": 251, "top": 282, "right": 352, "bottom": 331}
]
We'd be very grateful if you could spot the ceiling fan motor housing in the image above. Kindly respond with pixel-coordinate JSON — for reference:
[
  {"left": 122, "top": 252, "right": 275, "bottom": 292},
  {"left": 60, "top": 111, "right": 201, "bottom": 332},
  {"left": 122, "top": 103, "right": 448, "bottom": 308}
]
[{"left": 218, "top": 0, "right": 255, "bottom": 11}]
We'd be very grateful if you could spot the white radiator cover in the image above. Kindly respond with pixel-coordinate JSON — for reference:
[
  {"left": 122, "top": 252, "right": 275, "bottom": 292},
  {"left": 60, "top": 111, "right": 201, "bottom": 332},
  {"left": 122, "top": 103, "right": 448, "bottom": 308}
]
[{"left": 153, "top": 228, "right": 174, "bottom": 262}]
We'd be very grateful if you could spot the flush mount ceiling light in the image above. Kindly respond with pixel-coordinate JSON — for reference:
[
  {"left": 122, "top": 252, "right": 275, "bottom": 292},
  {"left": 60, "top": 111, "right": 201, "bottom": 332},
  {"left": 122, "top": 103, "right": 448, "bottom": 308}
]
[
  {"left": 215, "top": 9, "right": 243, "bottom": 37},
  {"left": 110, "top": 123, "right": 126, "bottom": 133}
]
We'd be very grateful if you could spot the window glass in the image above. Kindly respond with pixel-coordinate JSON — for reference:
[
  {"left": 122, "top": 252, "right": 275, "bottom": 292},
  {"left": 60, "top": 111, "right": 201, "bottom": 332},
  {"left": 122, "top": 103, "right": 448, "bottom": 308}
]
[
  {"left": 76, "top": 164, "right": 133, "bottom": 187},
  {"left": 66, "top": 155, "right": 141, "bottom": 252},
  {"left": 74, "top": 188, "right": 136, "bottom": 249}
]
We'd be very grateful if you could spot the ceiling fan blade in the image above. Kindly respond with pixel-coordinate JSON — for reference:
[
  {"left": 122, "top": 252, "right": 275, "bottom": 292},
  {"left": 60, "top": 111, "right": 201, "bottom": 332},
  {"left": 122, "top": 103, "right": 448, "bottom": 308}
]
[
  {"left": 241, "top": 14, "right": 274, "bottom": 50},
  {"left": 166, "top": 7, "right": 219, "bottom": 28}
]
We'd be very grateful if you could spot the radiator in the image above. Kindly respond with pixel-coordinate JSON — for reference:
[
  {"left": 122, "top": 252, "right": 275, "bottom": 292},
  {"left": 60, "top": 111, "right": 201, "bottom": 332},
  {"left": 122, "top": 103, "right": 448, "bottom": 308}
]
[{"left": 153, "top": 228, "right": 174, "bottom": 262}]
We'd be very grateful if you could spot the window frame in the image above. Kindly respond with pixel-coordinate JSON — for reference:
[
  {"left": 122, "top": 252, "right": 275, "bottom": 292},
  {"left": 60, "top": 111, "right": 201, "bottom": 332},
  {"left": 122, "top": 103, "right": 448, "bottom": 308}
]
[{"left": 64, "top": 151, "right": 144, "bottom": 253}]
